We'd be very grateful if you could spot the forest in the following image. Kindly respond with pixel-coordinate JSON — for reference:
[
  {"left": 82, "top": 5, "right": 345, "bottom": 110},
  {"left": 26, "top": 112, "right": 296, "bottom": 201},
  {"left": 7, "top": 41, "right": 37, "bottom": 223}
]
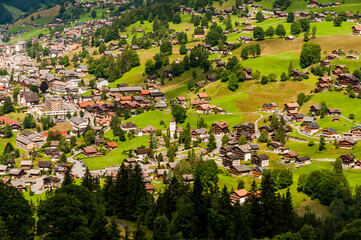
[{"left": 1, "top": 159, "right": 361, "bottom": 239}]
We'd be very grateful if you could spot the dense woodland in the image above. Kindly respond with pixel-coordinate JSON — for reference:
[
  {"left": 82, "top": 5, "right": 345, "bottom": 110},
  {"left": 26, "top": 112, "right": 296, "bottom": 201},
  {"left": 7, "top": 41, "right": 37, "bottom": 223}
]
[{"left": 1, "top": 159, "right": 361, "bottom": 239}]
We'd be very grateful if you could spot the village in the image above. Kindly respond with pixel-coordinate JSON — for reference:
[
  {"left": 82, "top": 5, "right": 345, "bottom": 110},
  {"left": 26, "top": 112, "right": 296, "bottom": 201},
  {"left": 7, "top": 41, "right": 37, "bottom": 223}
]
[{"left": 1, "top": 0, "right": 361, "bottom": 238}]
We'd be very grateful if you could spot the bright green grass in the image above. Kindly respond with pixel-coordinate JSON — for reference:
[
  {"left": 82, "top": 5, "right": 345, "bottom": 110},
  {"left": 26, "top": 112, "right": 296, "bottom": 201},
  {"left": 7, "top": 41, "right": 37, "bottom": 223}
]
[
  {"left": 77, "top": 8, "right": 110, "bottom": 23},
  {"left": 285, "top": 140, "right": 361, "bottom": 159},
  {"left": 304, "top": 91, "right": 361, "bottom": 122},
  {"left": 7, "top": 26, "right": 32, "bottom": 34},
  {"left": 108, "top": 66, "right": 145, "bottom": 88},
  {"left": 241, "top": 52, "right": 302, "bottom": 76},
  {"left": 80, "top": 135, "right": 149, "bottom": 170},
  {"left": 212, "top": 92, "right": 248, "bottom": 113},
  {"left": 331, "top": 58, "right": 361, "bottom": 72},
  {"left": 34, "top": 17, "right": 53, "bottom": 25},
  {"left": 123, "top": 111, "right": 172, "bottom": 129},
  {"left": 316, "top": 116, "right": 356, "bottom": 133},
  {"left": 23, "top": 190, "right": 47, "bottom": 203},
  {"left": 9, "top": 28, "right": 50, "bottom": 43},
  {"left": 180, "top": 113, "right": 243, "bottom": 129}
]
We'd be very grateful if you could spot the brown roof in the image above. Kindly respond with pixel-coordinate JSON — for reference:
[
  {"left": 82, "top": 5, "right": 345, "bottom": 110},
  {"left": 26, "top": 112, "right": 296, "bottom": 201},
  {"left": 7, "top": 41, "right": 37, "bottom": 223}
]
[{"left": 213, "top": 121, "right": 229, "bottom": 128}]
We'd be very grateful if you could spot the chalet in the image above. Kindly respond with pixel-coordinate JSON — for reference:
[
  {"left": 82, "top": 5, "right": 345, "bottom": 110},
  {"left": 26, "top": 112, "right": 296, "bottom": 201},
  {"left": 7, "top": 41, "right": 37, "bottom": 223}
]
[
  {"left": 287, "top": 110, "right": 298, "bottom": 116},
  {"left": 191, "top": 128, "right": 208, "bottom": 140},
  {"left": 50, "top": 141, "right": 59, "bottom": 148},
  {"left": 283, "top": 151, "right": 299, "bottom": 162},
  {"left": 340, "top": 153, "right": 355, "bottom": 167},
  {"left": 322, "top": 128, "right": 337, "bottom": 136},
  {"left": 95, "top": 138, "right": 105, "bottom": 145},
  {"left": 352, "top": 25, "right": 361, "bottom": 36},
  {"left": 290, "top": 69, "right": 306, "bottom": 78},
  {"left": 124, "top": 158, "right": 138, "bottom": 165},
  {"left": 182, "top": 174, "right": 194, "bottom": 184},
  {"left": 155, "top": 169, "right": 170, "bottom": 179},
  {"left": 134, "top": 148, "right": 152, "bottom": 159},
  {"left": 229, "top": 165, "right": 252, "bottom": 176},
  {"left": 216, "top": 61, "right": 226, "bottom": 68},
  {"left": 222, "top": 153, "right": 241, "bottom": 167},
  {"left": 198, "top": 93, "right": 208, "bottom": 100},
  {"left": 252, "top": 154, "right": 269, "bottom": 167},
  {"left": 328, "top": 109, "right": 341, "bottom": 115},
  {"left": 244, "top": 25, "right": 256, "bottom": 32},
  {"left": 121, "top": 121, "right": 137, "bottom": 131},
  {"left": 212, "top": 121, "right": 229, "bottom": 135},
  {"left": 304, "top": 122, "right": 320, "bottom": 135},
  {"left": 43, "top": 176, "right": 61, "bottom": 189},
  {"left": 332, "top": 116, "right": 340, "bottom": 122},
  {"left": 82, "top": 147, "right": 102, "bottom": 157},
  {"left": 285, "top": 36, "right": 295, "bottom": 41},
  {"left": 320, "top": 59, "right": 331, "bottom": 68},
  {"left": 295, "top": 156, "right": 311, "bottom": 165},
  {"left": 142, "top": 125, "right": 156, "bottom": 135},
  {"left": 293, "top": 114, "right": 305, "bottom": 122},
  {"left": 0, "top": 116, "right": 22, "bottom": 130},
  {"left": 350, "top": 126, "right": 361, "bottom": 136},
  {"left": 230, "top": 189, "right": 249, "bottom": 205},
  {"left": 145, "top": 184, "right": 156, "bottom": 193},
  {"left": 310, "top": 105, "right": 321, "bottom": 114},
  {"left": 268, "top": 141, "right": 289, "bottom": 153},
  {"left": 233, "top": 122, "right": 255, "bottom": 136},
  {"left": 303, "top": 116, "right": 315, "bottom": 124},
  {"left": 338, "top": 137, "right": 357, "bottom": 149},
  {"left": 262, "top": 103, "right": 277, "bottom": 112},
  {"left": 259, "top": 125, "right": 275, "bottom": 135},
  {"left": 284, "top": 102, "right": 300, "bottom": 111},
  {"left": 38, "top": 161, "right": 51, "bottom": 171},
  {"left": 9, "top": 168, "right": 24, "bottom": 179},
  {"left": 338, "top": 74, "right": 358, "bottom": 85},
  {"left": 106, "top": 142, "right": 118, "bottom": 149},
  {"left": 0, "top": 165, "right": 8, "bottom": 175},
  {"left": 17, "top": 91, "right": 40, "bottom": 107}
]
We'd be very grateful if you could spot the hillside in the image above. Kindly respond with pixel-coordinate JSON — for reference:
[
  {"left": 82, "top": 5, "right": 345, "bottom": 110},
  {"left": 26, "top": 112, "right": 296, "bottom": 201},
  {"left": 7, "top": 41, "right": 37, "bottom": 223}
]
[{"left": 14, "top": 5, "right": 61, "bottom": 26}]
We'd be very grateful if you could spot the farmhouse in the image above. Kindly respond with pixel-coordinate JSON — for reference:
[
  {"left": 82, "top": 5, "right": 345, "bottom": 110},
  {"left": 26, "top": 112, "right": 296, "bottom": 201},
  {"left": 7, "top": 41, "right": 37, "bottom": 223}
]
[
  {"left": 295, "top": 156, "right": 311, "bottom": 165},
  {"left": 283, "top": 151, "right": 299, "bottom": 161},
  {"left": 350, "top": 126, "right": 361, "bottom": 136},
  {"left": 229, "top": 165, "right": 252, "bottom": 176},
  {"left": 303, "top": 122, "right": 320, "bottom": 135},
  {"left": 284, "top": 102, "right": 300, "bottom": 111},
  {"left": 251, "top": 154, "right": 269, "bottom": 167},
  {"left": 340, "top": 153, "right": 355, "bottom": 167},
  {"left": 338, "top": 137, "right": 357, "bottom": 149},
  {"left": 352, "top": 25, "right": 361, "bottom": 36},
  {"left": 338, "top": 74, "right": 358, "bottom": 85},
  {"left": 262, "top": 103, "right": 277, "bottom": 112},
  {"left": 212, "top": 121, "right": 229, "bottom": 135},
  {"left": 230, "top": 189, "right": 249, "bottom": 205}
]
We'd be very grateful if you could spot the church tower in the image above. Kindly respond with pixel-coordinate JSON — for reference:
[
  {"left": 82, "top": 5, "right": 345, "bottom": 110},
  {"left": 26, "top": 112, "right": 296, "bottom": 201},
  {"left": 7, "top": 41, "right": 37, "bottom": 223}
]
[{"left": 170, "top": 115, "right": 176, "bottom": 138}]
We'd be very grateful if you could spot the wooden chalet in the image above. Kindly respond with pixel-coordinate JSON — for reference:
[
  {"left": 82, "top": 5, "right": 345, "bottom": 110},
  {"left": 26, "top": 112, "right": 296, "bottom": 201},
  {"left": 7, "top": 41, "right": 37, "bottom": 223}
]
[
  {"left": 295, "top": 156, "right": 311, "bottom": 165},
  {"left": 352, "top": 25, "right": 361, "bottom": 36},
  {"left": 310, "top": 105, "right": 321, "bottom": 114},
  {"left": 283, "top": 151, "right": 299, "bottom": 161},
  {"left": 350, "top": 126, "right": 361, "bottom": 136},
  {"left": 303, "top": 122, "right": 320, "bottom": 134},
  {"left": 328, "top": 109, "right": 341, "bottom": 115},
  {"left": 338, "top": 137, "right": 357, "bottom": 149},
  {"left": 251, "top": 154, "right": 269, "bottom": 167},
  {"left": 340, "top": 153, "right": 355, "bottom": 167},
  {"left": 233, "top": 122, "right": 255, "bottom": 136},
  {"left": 212, "top": 121, "right": 229, "bottom": 135},
  {"left": 229, "top": 165, "right": 252, "bottom": 176},
  {"left": 338, "top": 74, "right": 358, "bottom": 85},
  {"left": 262, "top": 103, "right": 277, "bottom": 112},
  {"left": 322, "top": 128, "right": 337, "bottom": 136},
  {"left": 284, "top": 102, "right": 300, "bottom": 111},
  {"left": 82, "top": 147, "right": 102, "bottom": 157},
  {"left": 230, "top": 189, "right": 249, "bottom": 205}
]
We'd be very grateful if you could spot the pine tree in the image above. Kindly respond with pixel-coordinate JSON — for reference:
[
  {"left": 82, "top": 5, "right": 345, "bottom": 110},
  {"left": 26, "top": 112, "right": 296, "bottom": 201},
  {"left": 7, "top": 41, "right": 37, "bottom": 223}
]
[
  {"left": 133, "top": 220, "right": 148, "bottom": 240},
  {"left": 82, "top": 168, "right": 95, "bottom": 191},
  {"left": 153, "top": 215, "right": 170, "bottom": 240},
  {"left": 106, "top": 217, "right": 121, "bottom": 240},
  {"left": 281, "top": 189, "right": 295, "bottom": 232},
  {"left": 62, "top": 166, "right": 73, "bottom": 186},
  {"left": 90, "top": 215, "right": 109, "bottom": 240},
  {"left": 333, "top": 157, "right": 343, "bottom": 174},
  {"left": 258, "top": 172, "right": 279, "bottom": 238}
]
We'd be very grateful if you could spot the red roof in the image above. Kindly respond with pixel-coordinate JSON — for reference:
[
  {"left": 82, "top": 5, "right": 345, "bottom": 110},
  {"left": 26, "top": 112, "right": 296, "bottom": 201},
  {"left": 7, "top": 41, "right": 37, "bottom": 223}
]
[
  {"left": 106, "top": 142, "right": 118, "bottom": 148},
  {"left": 140, "top": 90, "right": 150, "bottom": 95},
  {"left": 78, "top": 101, "right": 94, "bottom": 108},
  {"left": 0, "top": 116, "right": 20, "bottom": 126},
  {"left": 42, "top": 131, "right": 67, "bottom": 137}
]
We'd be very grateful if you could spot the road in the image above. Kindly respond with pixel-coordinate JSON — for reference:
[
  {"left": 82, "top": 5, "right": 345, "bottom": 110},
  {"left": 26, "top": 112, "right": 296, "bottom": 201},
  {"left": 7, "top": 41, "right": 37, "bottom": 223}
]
[{"left": 69, "top": 150, "right": 84, "bottom": 178}]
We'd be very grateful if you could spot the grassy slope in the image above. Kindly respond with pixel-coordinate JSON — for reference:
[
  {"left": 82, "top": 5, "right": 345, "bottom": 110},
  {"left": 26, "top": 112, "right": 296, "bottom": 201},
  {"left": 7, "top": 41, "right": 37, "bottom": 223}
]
[
  {"left": 301, "top": 91, "right": 361, "bottom": 122},
  {"left": 3, "top": 4, "right": 24, "bottom": 20},
  {"left": 80, "top": 135, "right": 149, "bottom": 170},
  {"left": 316, "top": 116, "right": 356, "bottom": 132},
  {"left": 14, "top": 6, "right": 61, "bottom": 26}
]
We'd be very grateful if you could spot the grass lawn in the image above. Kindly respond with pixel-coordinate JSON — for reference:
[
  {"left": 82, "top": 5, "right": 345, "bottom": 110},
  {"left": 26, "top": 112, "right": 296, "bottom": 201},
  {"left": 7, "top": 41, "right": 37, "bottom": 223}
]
[
  {"left": 80, "top": 136, "right": 149, "bottom": 170},
  {"left": 285, "top": 140, "right": 361, "bottom": 159},
  {"left": 316, "top": 116, "right": 356, "bottom": 133},
  {"left": 123, "top": 111, "right": 172, "bottom": 129},
  {"left": 23, "top": 190, "right": 47, "bottom": 203},
  {"left": 303, "top": 91, "right": 361, "bottom": 123},
  {"left": 180, "top": 113, "right": 243, "bottom": 129},
  {"left": 241, "top": 52, "right": 302, "bottom": 76}
]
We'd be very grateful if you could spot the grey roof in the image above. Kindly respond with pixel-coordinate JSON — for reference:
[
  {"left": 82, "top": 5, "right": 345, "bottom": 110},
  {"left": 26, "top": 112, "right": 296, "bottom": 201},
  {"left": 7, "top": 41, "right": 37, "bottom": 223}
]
[
  {"left": 16, "top": 136, "right": 32, "bottom": 145},
  {"left": 70, "top": 117, "right": 87, "bottom": 125}
]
